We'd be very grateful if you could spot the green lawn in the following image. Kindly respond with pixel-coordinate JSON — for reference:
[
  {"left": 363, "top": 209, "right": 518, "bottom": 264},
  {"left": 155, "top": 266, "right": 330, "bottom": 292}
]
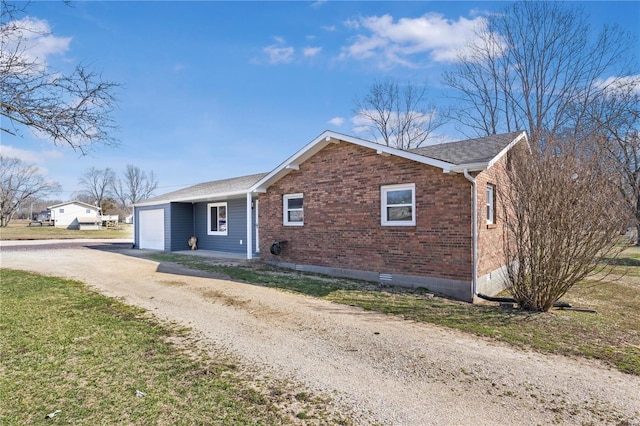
[
  {"left": 0, "top": 270, "right": 348, "bottom": 425},
  {"left": 0, "top": 220, "right": 133, "bottom": 240},
  {"left": 148, "top": 246, "right": 640, "bottom": 376}
]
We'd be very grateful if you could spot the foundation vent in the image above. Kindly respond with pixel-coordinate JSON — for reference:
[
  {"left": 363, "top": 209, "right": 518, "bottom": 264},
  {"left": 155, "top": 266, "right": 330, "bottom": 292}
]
[
  {"left": 295, "top": 265, "right": 305, "bottom": 272},
  {"left": 379, "top": 273, "right": 393, "bottom": 282}
]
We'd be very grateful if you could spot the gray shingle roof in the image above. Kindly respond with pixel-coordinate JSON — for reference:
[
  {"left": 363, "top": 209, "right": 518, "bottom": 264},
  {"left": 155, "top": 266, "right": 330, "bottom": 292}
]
[
  {"left": 409, "top": 131, "right": 523, "bottom": 165},
  {"left": 139, "top": 172, "right": 269, "bottom": 204}
]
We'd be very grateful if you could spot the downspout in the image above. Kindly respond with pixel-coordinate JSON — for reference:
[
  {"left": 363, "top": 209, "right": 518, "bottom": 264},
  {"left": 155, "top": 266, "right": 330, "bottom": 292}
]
[
  {"left": 246, "top": 192, "right": 253, "bottom": 260},
  {"left": 463, "top": 169, "right": 478, "bottom": 300}
]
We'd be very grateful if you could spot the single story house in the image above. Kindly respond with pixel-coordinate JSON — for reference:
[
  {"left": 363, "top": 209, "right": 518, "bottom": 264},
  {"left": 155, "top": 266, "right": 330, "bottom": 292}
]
[
  {"left": 134, "top": 130, "right": 529, "bottom": 302},
  {"left": 48, "top": 201, "right": 101, "bottom": 230}
]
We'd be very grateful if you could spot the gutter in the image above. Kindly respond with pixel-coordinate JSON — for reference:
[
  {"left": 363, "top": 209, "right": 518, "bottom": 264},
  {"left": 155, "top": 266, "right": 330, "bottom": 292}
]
[{"left": 463, "top": 169, "right": 478, "bottom": 300}]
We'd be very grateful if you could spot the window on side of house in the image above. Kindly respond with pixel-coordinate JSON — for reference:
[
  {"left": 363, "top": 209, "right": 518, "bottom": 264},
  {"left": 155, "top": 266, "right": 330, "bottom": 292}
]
[
  {"left": 207, "top": 202, "right": 228, "bottom": 235},
  {"left": 381, "top": 183, "right": 416, "bottom": 226},
  {"left": 486, "top": 184, "right": 495, "bottom": 225},
  {"left": 59, "top": 208, "right": 64, "bottom": 213},
  {"left": 86, "top": 208, "right": 91, "bottom": 213},
  {"left": 283, "top": 193, "right": 303, "bottom": 226}
]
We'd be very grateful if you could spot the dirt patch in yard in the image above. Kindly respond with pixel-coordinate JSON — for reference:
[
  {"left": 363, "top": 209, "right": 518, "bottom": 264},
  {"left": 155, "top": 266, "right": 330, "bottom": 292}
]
[{"left": 2, "top": 245, "right": 639, "bottom": 425}]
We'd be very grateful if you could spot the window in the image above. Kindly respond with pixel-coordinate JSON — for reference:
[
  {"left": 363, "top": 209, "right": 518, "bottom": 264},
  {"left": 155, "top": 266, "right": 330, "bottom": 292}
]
[
  {"left": 86, "top": 208, "right": 91, "bottom": 214},
  {"left": 486, "top": 184, "right": 495, "bottom": 225},
  {"left": 207, "top": 202, "right": 228, "bottom": 235},
  {"left": 381, "top": 183, "right": 415, "bottom": 226},
  {"left": 59, "top": 208, "right": 64, "bottom": 213},
  {"left": 283, "top": 193, "right": 303, "bottom": 226}
]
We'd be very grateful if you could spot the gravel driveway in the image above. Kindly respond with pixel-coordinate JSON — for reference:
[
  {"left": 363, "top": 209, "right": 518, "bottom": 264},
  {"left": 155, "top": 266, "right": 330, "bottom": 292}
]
[{"left": 2, "top": 242, "right": 639, "bottom": 425}]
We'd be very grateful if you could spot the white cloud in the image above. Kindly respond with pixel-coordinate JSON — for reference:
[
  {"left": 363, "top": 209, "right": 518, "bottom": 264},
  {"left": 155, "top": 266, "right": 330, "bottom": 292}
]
[
  {"left": 322, "top": 24, "right": 337, "bottom": 32},
  {"left": 343, "top": 19, "right": 360, "bottom": 30},
  {"left": 311, "top": 0, "right": 327, "bottom": 9},
  {"left": 303, "top": 46, "right": 322, "bottom": 57},
  {"left": 263, "top": 45, "right": 294, "bottom": 64},
  {"left": 328, "top": 117, "right": 345, "bottom": 126},
  {"left": 2, "top": 17, "right": 71, "bottom": 72},
  {"left": 594, "top": 75, "right": 640, "bottom": 95},
  {"left": 340, "top": 13, "right": 486, "bottom": 68},
  {"left": 0, "top": 145, "right": 62, "bottom": 165},
  {"left": 261, "top": 37, "right": 295, "bottom": 64}
]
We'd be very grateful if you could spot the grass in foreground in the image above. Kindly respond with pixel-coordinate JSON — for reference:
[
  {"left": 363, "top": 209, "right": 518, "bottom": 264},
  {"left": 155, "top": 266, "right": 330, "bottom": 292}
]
[
  {"left": 0, "top": 220, "right": 133, "bottom": 240},
  {"left": 148, "top": 246, "right": 640, "bottom": 376},
  {"left": 0, "top": 269, "right": 347, "bottom": 425}
]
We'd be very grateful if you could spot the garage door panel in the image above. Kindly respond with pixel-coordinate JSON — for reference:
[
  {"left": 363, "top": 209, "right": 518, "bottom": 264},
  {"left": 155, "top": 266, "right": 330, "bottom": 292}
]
[{"left": 139, "top": 209, "right": 165, "bottom": 250}]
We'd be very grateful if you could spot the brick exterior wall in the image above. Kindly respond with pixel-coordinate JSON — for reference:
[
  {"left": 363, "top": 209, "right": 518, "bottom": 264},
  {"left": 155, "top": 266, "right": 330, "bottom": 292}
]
[
  {"left": 475, "top": 140, "right": 530, "bottom": 281},
  {"left": 476, "top": 154, "right": 509, "bottom": 278},
  {"left": 258, "top": 142, "right": 474, "bottom": 282}
]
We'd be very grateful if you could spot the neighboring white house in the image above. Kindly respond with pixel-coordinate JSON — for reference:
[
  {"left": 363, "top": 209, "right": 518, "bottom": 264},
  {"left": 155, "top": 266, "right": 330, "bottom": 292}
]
[{"left": 48, "top": 201, "right": 101, "bottom": 230}]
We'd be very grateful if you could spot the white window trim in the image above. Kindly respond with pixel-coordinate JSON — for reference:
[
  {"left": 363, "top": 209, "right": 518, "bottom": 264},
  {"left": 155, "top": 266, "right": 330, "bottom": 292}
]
[
  {"left": 381, "top": 183, "right": 416, "bottom": 226},
  {"left": 207, "top": 202, "right": 228, "bottom": 236},
  {"left": 283, "top": 193, "right": 304, "bottom": 226},
  {"left": 486, "top": 184, "right": 495, "bottom": 225}
]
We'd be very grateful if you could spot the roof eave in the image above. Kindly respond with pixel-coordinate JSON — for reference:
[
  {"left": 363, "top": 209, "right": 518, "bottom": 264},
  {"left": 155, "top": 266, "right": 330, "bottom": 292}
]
[
  {"left": 47, "top": 201, "right": 98, "bottom": 210},
  {"left": 449, "top": 162, "right": 490, "bottom": 173},
  {"left": 250, "top": 130, "right": 456, "bottom": 191},
  {"left": 486, "top": 131, "right": 528, "bottom": 169},
  {"left": 133, "top": 189, "right": 252, "bottom": 207},
  {"left": 448, "top": 131, "right": 528, "bottom": 174}
]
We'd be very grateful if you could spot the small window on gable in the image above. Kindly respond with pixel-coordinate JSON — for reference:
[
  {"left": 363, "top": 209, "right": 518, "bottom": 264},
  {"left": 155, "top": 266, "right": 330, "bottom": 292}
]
[
  {"left": 283, "top": 193, "right": 303, "bottom": 226},
  {"left": 487, "top": 184, "right": 496, "bottom": 225},
  {"left": 59, "top": 208, "right": 64, "bottom": 213},
  {"left": 207, "top": 202, "right": 228, "bottom": 235},
  {"left": 381, "top": 183, "right": 415, "bottom": 226},
  {"left": 86, "top": 208, "right": 91, "bottom": 214}
]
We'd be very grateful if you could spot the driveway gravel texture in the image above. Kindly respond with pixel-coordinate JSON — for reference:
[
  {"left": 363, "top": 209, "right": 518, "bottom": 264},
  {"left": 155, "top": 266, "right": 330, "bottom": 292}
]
[{"left": 1, "top": 241, "right": 639, "bottom": 425}]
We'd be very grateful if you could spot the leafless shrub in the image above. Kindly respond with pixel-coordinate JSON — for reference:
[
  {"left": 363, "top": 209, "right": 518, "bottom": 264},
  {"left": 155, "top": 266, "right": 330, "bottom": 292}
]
[{"left": 500, "top": 137, "right": 633, "bottom": 311}]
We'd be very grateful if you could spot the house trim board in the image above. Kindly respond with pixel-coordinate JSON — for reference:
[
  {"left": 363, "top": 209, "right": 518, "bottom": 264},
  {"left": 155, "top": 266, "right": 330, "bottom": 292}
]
[{"left": 251, "top": 131, "right": 458, "bottom": 193}]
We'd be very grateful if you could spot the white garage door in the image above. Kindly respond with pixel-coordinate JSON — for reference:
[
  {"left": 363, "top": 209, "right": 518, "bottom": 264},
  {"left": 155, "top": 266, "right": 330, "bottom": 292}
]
[{"left": 139, "top": 209, "right": 165, "bottom": 250}]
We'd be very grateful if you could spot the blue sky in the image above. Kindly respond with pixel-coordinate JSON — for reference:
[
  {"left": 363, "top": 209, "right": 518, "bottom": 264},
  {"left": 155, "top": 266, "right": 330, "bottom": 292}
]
[{"left": 2, "top": 1, "right": 639, "bottom": 198}]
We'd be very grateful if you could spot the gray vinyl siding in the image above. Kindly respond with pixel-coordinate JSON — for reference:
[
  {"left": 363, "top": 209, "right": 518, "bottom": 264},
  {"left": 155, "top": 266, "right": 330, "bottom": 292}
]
[
  {"left": 136, "top": 197, "right": 259, "bottom": 256},
  {"left": 169, "top": 202, "right": 195, "bottom": 251},
  {"left": 134, "top": 204, "right": 170, "bottom": 250},
  {"left": 194, "top": 198, "right": 248, "bottom": 253}
]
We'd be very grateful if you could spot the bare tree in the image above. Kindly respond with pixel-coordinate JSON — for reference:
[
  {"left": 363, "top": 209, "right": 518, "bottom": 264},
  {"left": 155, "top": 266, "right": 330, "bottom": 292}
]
[
  {"left": 500, "top": 137, "right": 632, "bottom": 311},
  {"left": 0, "top": 156, "right": 61, "bottom": 226},
  {"left": 353, "top": 79, "right": 443, "bottom": 150},
  {"left": 76, "top": 167, "right": 115, "bottom": 212},
  {"left": 112, "top": 165, "right": 158, "bottom": 208},
  {"left": 0, "top": 1, "right": 119, "bottom": 152},
  {"left": 579, "top": 81, "right": 640, "bottom": 228},
  {"left": 443, "top": 1, "right": 640, "bottom": 300},
  {"left": 443, "top": 1, "right": 637, "bottom": 147}
]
